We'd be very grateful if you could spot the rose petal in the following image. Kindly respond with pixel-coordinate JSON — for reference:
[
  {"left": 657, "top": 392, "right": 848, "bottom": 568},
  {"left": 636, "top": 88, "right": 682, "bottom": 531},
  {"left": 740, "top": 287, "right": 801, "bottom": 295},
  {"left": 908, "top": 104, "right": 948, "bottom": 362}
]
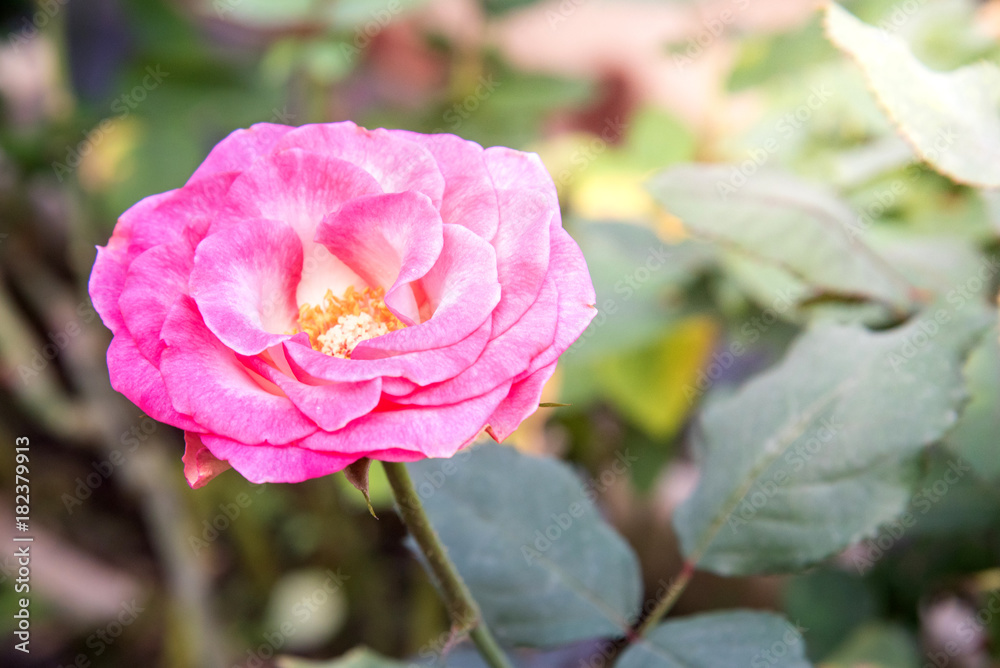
[
  {"left": 316, "top": 191, "right": 444, "bottom": 325},
  {"left": 239, "top": 354, "right": 383, "bottom": 432},
  {"left": 119, "top": 237, "right": 196, "bottom": 365},
  {"left": 387, "top": 130, "right": 500, "bottom": 238},
  {"left": 519, "top": 226, "right": 598, "bottom": 378},
  {"left": 190, "top": 219, "right": 302, "bottom": 356},
  {"left": 393, "top": 278, "right": 559, "bottom": 405},
  {"left": 183, "top": 432, "right": 231, "bottom": 488},
  {"left": 486, "top": 360, "right": 558, "bottom": 442},
  {"left": 488, "top": 189, "right": 554, "bottom": 335},
  {"left": 106, "top": 334, "right": 201, "bottom": 431},
  {"left": 274, "top": 121, "right": 445, "bottom": 207},
  {"left": 353, "top": 224, "right": 500, "bottom": 359},
  {"left": 302, "top": 380, "right": 512, "bottom": 458},
  {"left": 200, "top": 433, "right": 360, "bottom": 484},
  {"left": 283, "top": 318, "right": 492, "bottom": 386},
  {"left": 188, "top": 122, "right": 294, "bottom": 183},
  {"left": 160, "top": 296, "right": 317, "bottom": 445}
]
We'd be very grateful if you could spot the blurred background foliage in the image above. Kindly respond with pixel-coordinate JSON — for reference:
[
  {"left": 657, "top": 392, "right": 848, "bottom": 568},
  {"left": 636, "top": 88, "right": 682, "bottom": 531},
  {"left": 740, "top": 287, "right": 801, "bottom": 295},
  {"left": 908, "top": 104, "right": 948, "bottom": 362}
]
[{"left": 1, "top": 0, "right": 1000, "bottom": 666}]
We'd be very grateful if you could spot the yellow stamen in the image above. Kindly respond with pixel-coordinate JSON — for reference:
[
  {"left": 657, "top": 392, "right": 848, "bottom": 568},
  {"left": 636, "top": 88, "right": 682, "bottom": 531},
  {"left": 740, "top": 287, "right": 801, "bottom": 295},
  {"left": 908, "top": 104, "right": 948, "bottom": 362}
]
[{"left": 294, "top": 286, "right": 404, "bottom": 358}]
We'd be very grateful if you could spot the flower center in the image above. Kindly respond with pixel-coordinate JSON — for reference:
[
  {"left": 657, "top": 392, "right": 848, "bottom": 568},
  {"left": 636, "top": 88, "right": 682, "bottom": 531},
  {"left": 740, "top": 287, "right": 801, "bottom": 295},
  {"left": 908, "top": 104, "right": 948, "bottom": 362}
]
[{"left": 295, "top": 286, "right": 404, "bottom": 358}]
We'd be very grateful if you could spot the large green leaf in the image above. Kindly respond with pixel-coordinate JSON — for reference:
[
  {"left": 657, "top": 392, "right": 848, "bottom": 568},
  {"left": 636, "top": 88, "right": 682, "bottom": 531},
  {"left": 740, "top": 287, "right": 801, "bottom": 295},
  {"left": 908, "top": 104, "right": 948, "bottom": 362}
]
[
  {"left": 646, "top": 165, "right": 917, "bottom": 315},
  {"left": 946, "top": 326, "right": 1000, "bottom": 482},
  {"left": 618, "top": 611, "right": 811, "bottom": 668},
  {"left": 406, "top": 443, "right": 642, "bottom": 647},
  {"left": 674, "top": 305, "right": 989, "bottom": 575},
  {"left": 825, "top": 3, "right": 1000, "bottom": 188}
]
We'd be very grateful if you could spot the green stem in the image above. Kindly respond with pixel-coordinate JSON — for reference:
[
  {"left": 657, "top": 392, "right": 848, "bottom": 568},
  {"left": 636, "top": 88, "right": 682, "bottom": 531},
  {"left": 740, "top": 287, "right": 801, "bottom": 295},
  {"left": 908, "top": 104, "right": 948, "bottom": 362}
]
[
  {"left": 382, "top": 461, "right": 513, "bottom": 668},
  {"left": 634, "top": 561, "right": 695, "bottom": 638}
]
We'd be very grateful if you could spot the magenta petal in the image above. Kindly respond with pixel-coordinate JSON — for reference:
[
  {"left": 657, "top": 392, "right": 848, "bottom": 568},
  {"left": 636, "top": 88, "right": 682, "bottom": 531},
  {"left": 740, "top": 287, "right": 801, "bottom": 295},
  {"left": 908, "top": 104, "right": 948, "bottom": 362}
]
[
  {"left": 316, "top": 191, "right": 444, "bottom": 325},
  {"left": 129, "top": 172, "right": 237, "bottom": 253},
  {"left": 118, "top": 238, "right": 196, "bottom": 365},
  {"left": 387, "top": 130, "right": 500, "bottom": 239},
  {"left": 520, "top": 227, "right": 598, "bottom": 378},
  {"left": 106, "top": 334, "right": 201, "bottom": 431},
  {"left": 200, "top": 434, "right": 359, "bottom": 484},
  {"left": 353, "top": 224, "right": 500, "bottom": 359},
  {"left": 221, "top": 148, "right": 382, "bottom": 242},
  {"left": 274, "top": 122, "right": 445, "bottom": 207},
  {"left": 190, "top": 219, "right": 302, "bottom": 355},
  {"left": 489, "top": 189, "right": 554, "bottom": 335},
  {"left": 302, "top": 380, "right": 512, "bottom": 458},
  {"left": 160, "top": 296, "right": 317, "bottom": 445},
  {"left": 484, "top": 146, "right": 559, "bottom": 212},
  {"left": 188, "top": 122, "right": 293, "bottom": 183},
  {"left": 90, "top": 246, "right": 128, "bottom": 334},
  {"left": 397, "top": 278, "right": 559, "bottom": 406},
  {"left": 486, "top": 360, "right": 558, "bottom": 442},
  {"left": 239, "top": 354, "right": 382, "bottom": 432},
  {"left": 183, "top": 432, "right": 231, "bottom": 488},
  {"left": 284, "top": 317, "right": 493, "bottom": 387}
]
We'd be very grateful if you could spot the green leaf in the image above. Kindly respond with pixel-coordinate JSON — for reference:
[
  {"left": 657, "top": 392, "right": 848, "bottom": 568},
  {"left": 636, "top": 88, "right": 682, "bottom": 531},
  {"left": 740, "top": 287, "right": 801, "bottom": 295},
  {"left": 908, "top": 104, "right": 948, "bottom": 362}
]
[
  {"left": 278, "top": 647, "right": 407, "bottom": 668},
  {"left": 646, "top": 165, "right": 917, "bottom": 314},
  {"left": 674, "top": 304, "right": 989, "bottom": 575},
  {"left": 825, "top": 3, "right": 1000, "bottom": 188},
  {"left": 407, "top": 443, "right": 642, "bottom": 647},
  {"left": 618, "top": 611, "right": 811, "bottom": 668},
  {"left": 946, "top": 326, "right": 1000, "bottom": 482},
  {"left": 823, "top": 622, "right": 920, "bottom": 668}
]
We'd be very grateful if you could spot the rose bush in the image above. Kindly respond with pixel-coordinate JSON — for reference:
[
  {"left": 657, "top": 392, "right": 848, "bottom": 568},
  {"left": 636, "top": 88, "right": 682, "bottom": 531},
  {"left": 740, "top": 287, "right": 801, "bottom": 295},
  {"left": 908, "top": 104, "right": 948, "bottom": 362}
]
[{"left": 89, "top": 122, "right": 596, "bottom": 487}]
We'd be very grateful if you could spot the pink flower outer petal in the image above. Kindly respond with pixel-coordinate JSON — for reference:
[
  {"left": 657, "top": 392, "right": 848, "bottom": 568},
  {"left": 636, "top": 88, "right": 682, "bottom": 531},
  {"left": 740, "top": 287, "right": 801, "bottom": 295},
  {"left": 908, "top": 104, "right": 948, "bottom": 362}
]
[
  {"left": 518, "top": 226, "right": 598, "bottom": 379},
  {"left": 483, "top": 146, "right": 559, "bottom": 213},
  {"left": 273, "top": 122, "right": 445, "bottom": 208},
  {"left": 183, "top": 432, "right": 231, "bottom": 488},
  {"left": 316, "top": 191, "right": 444, "bottom": 326},
  {"left": 188, "top": 122, "right": 294, "bottom": 183},
  {"left": 238, "top": 354, "right": 382, "bottom": 432},
  {"left": 190, "top": 219, "right": 303, "bottom": 356},
  {"left": 160, "top": 296, "right": 317, "bottom": 445},
  {"left": 200, "top": 433, "right": 361, "bottom": 484},
  {"left": 387, "top": 130, "right": 501, "bottom": 239},
  {"left": 486, "top": 360, "right": 558, "bottom": 442},
  {"left": 353, "top": 224, "right": 500, "bottom": 359},
  {"left": 301, "top": 380, "right": 512, "bottom": 458},
  {"left": 488, "top": 190, "right": 554, "bottom": 336},
  {"left": 106, "top": 334, "right": 201, "bottom": 432},
  {"left": 282, "top": 318, "right": 493, "bottom": 387},
  {"left": 118, "top": 237, "right": 196, "bottom": 365},
  {"left": 390, "top": 277, "right": 560, "bottom": 406}
]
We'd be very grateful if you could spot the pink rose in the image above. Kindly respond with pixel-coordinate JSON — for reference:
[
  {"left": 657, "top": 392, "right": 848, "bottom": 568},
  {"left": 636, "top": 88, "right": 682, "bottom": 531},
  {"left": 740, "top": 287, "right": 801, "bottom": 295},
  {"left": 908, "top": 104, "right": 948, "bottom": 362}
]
[{"left": 89, "top": 122, "right": 596, "bottom": 487}]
